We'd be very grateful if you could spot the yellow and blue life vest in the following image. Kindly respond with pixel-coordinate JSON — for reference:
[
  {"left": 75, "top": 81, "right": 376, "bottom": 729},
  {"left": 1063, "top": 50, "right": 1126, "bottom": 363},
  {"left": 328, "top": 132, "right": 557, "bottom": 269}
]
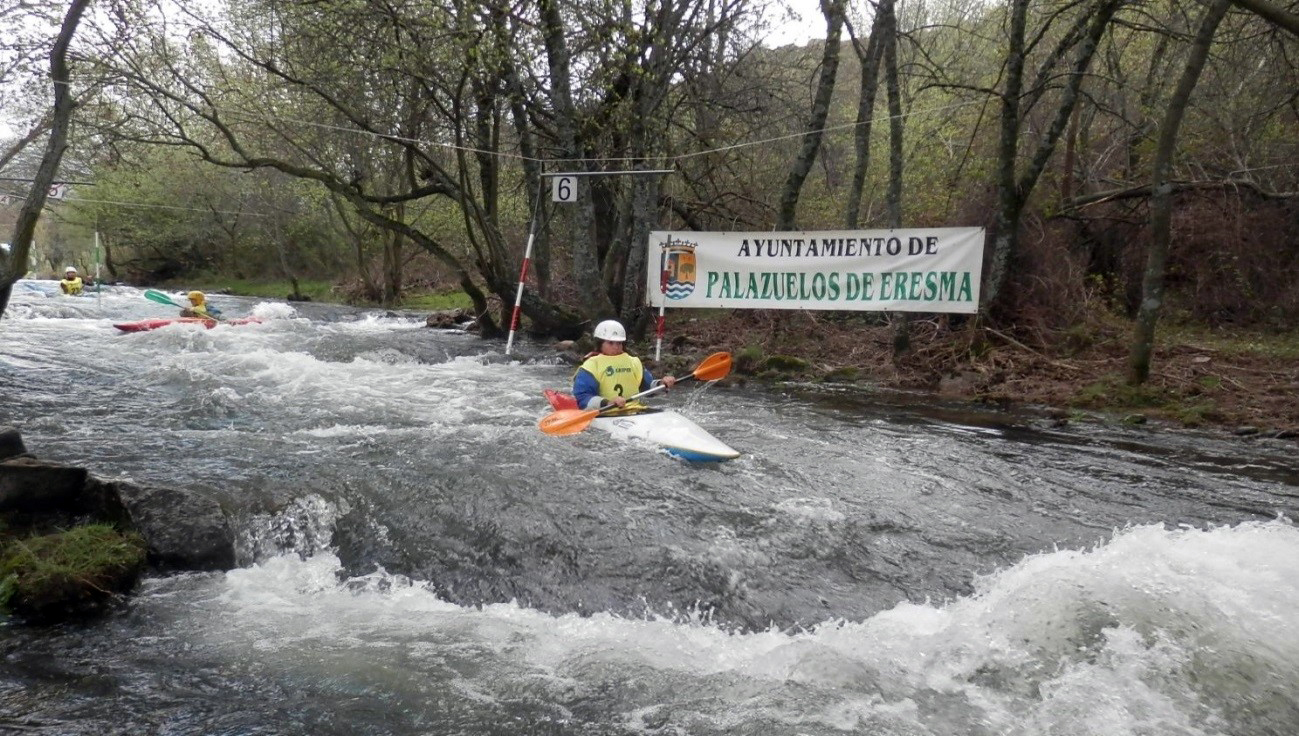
[{"left": 575, "top": 353, "right": 649, "bottom": 412}]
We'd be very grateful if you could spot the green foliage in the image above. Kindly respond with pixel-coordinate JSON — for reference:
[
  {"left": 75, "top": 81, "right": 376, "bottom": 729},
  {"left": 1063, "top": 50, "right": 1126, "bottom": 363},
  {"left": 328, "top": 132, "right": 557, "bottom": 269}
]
[
  {"left": 1158, "top": 325, "right": 1299, "bottom": 360},
  {"left": 1074, "top": 374, "right": 1170, "bottom": 409},
  {"left": 0, "top": 525, "right": 146, "bottom": 616},
  {"left": 0, "top": 573, "right": 15, "bottom": 610},
  {"left": 1072, "top": 373, "right": 1229, "bottom": 427},
  {"left": 1059, "top": 322, "right": 1097, "bottom": 356},
  {"left": 1171, "top": 401, "right": 1219, "bottom": 427},
  {"left": 186, "top": 278, "right": 335, "bottom": 302},
  {"left": 401, "top": 291, "right": 475, "bottom": 310},
  {"left": 735, "top": 345, "right": 765, "bottom": 374},
  {"left": 65, "top": 146, "right": 350, "bottom": 283}
]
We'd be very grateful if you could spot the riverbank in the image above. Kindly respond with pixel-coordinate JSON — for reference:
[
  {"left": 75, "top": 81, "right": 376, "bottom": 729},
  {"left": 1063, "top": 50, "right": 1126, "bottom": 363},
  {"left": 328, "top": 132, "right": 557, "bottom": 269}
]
[{"left": 649, "top": 310, "right": 1299, "bottom": 434}]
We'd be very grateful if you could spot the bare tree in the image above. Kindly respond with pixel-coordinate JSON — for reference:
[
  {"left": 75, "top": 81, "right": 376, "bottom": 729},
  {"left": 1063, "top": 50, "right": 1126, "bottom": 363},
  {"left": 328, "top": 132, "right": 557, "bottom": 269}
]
[
  {"left": 1229, "top": 0, "right": 1299, "bottom": 36},
  {"left": 982, "top": 0, "right": 1125, "bottom": 312},
  {"left": 1127, "top": 0, "right": 1233, "bottom": 384},
  {"left": 843, "top": 0, "right": 887, "bottom": 228},
  {"left": 1, "top": 0, "right": 90, "bottom": 318},
  {"left": 776, "top": 0, "right": 846, "bottom": 230}
]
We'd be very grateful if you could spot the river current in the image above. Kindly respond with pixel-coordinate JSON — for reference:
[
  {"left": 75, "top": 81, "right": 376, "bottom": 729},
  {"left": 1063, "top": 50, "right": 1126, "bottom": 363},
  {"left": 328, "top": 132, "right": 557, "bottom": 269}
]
[{"left": 1, "top": 280, "right": 1296, "bottom": 735}]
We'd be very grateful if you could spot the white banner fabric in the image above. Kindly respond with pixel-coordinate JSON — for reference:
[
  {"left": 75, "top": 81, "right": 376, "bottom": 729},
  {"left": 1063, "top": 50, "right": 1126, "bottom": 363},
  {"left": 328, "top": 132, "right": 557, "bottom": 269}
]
[{"left": 645, "top": 228, "right": 984, "bottom": 313}]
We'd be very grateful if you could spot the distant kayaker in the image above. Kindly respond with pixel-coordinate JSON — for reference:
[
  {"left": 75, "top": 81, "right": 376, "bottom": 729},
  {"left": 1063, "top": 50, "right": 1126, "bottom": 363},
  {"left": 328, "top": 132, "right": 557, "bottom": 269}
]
[
  {"left": 573, "top": 319, "right": 676, "bottom": 411},
  {"left": 59, "top": 267, "right": 84, "bottom": 295},
  {"left": 180, "top": 290, "right": 211, "bottom": 318}
]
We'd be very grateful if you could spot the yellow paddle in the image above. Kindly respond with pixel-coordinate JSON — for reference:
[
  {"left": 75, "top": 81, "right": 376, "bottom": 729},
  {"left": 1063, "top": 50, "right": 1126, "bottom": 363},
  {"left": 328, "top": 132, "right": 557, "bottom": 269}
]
[{"left": 538, "top": 351, "right": 732, "bottom": 436}]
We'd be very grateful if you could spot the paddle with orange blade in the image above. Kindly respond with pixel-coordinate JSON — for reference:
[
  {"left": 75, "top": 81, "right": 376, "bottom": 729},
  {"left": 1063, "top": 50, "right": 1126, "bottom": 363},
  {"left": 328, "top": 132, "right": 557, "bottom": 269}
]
[{"left": 537, "top": 351, "right": 732, "bottom": 436}]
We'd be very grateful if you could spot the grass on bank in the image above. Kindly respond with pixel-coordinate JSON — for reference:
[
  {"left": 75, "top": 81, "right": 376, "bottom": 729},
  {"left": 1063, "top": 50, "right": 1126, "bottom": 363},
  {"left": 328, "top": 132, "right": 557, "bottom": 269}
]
[
  {"left": 0, "top": 524, "right": 147, "bottom": 618},
  {"left": 179, "top": 277, "right": 336, "bottom": 302},
  {"left": 1157, "top": 323, "right": 1299, "bottom": 360},
  {"left": 400, "top": 291, "right": 474, "bottom": 310}
]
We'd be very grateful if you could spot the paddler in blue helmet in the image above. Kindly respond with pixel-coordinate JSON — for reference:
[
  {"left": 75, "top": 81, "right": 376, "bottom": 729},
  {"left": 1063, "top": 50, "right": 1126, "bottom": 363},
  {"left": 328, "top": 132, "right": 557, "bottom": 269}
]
[{"left": 573, "top": 319, "right": 676, "bottom": 412}]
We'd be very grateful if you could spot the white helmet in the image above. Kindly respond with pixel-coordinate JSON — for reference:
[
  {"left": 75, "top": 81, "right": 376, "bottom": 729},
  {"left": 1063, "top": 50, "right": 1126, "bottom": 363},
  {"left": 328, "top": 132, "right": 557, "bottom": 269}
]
[
  {"left": 593, "top": 319, "right": 626, "bottom": 342},
  {"left": 65, "top": 266, "right": 77, "bottom": 275}
]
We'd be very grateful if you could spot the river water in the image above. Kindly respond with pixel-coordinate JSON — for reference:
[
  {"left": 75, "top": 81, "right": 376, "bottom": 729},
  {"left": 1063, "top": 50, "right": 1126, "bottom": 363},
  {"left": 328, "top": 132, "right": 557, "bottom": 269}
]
[{"left": 1, "top": 280, "right": 1296, "bottom": 735}]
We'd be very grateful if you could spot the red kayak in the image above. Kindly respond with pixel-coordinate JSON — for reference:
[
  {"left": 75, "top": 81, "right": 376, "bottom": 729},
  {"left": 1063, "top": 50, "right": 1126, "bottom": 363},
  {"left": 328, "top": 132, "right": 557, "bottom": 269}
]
[{"left": 113, "top": 317, "right": 263, "bottom": 333}]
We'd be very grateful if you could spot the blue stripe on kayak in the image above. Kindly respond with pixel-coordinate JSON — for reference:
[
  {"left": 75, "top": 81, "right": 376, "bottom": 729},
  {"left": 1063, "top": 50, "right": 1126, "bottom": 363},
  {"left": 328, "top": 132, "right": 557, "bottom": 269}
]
[{"left": 664, "top": 446, "right": 736, "bottom": 462}]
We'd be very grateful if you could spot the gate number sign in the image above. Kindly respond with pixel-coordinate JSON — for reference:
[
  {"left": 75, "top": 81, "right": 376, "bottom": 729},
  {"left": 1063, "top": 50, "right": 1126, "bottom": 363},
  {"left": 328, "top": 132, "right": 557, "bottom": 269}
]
[{"left": 552, "top": 175, "right": 577, "bottom": 203}]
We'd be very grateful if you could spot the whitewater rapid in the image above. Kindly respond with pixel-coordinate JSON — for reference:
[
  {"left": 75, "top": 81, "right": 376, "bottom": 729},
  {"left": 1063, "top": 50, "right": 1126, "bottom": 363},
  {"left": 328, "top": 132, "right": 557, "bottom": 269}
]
[{"left": 2, "top": 280, "right": 1296, "bottom": 734}]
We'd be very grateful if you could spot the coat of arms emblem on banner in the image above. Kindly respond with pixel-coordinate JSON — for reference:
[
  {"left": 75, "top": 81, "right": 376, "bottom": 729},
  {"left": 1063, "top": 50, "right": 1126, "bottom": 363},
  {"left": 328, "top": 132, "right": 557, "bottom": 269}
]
[{"left": 660, "top": 239, "right": 697, "bottom": 300}]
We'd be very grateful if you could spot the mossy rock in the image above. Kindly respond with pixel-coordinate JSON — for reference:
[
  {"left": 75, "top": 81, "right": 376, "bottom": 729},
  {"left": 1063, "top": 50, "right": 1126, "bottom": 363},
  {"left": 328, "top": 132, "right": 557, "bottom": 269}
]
[
  {"left": 761, "top": 354, "right": 809, "bottom": 374},
  {"left": 0, "top": 524, "right": 146, "bottom": 623},
  {"left": 822, "top": 366, "right": 860, "bottom": 382},
  {"left": 734, "top": 345, "right": 765, "bottom": 374}
]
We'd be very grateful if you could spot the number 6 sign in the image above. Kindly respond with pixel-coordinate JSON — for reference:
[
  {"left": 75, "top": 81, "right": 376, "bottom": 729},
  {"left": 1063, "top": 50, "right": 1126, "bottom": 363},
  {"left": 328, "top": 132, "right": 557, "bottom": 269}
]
[{"left": 551, "top": 175, "right": 577, "bottom": 203}]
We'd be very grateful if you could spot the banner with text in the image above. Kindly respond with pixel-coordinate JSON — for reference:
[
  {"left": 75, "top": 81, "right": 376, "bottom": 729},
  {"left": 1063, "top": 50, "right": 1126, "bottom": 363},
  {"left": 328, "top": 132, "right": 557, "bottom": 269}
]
[{"left": 646, "top": 228, "right": 985, "bottom": 313}]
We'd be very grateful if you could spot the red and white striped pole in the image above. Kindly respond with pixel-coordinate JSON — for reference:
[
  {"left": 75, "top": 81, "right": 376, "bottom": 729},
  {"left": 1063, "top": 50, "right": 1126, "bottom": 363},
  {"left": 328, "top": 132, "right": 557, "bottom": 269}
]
[{"left": 504, "top": 230, "right": 534, "bottom": 356}]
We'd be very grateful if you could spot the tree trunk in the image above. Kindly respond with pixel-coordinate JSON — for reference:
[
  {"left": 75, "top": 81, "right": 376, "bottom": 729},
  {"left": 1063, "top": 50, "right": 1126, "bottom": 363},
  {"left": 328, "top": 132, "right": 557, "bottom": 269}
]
[
  {"left": 620, "top": 172, "right": 660, "bottom": 334},
  {"left": 881, "top": 2, "right": 910, "bottom": 355},
  {"left": 272, "top": 221, "right": 302, "bottom": 301},
  {"left": 382, "top": 205, "right": 404, "bottom": 306},
  {"left": 1061, "top": 103, "right": 1080, "bottom": 204},
  {"left": 981, "top": 0, "right": 1030, "bottom": 314},
  {"left": 0, "top": 0, "right": 89, "bottom": 319},
  {"left": 844, "top": 2, "right": 887, "bottom": 228},
  {"left": 1128, "top": 0, "right": 1232, "bottom": 384},
  {"left": 983, "top": 0, "right": 1121, "bottom": 311},
  {"left": 504, "top": 53, "right": 550, "bottom": 299},
  {"left": 776, "top": 0, "right": 845, "bottom": 231},
  {"left": 538, "top": 0, "right": 613, "bottom": 320},
  {"left": 1125, "top": 30, "right": 1172, "bottom": 180},
  {"left": 103, "top": 235, "right": 118, "bottom": 279}
]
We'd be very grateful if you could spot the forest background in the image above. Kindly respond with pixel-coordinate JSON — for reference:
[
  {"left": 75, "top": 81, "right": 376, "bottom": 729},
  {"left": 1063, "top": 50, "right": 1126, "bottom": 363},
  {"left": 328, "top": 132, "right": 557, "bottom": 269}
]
[{"left": 1, "top": 0, "right": 1296, "bottom": 430}]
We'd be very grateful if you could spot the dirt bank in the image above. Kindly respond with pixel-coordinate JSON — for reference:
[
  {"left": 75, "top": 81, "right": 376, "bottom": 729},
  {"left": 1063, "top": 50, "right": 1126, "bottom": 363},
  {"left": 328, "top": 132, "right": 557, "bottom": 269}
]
[{"left": 646, "top": 310, "right": 1299, "bottom": 434}]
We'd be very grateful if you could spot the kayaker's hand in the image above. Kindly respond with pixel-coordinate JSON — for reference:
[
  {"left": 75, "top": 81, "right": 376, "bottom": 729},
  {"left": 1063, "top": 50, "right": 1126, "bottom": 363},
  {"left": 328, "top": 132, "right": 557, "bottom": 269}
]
[
  {"left": 610, "top": 396, "right": 627, "bottom": 407},
  {"left": 661, "top": 376, "right": 677, "bottom": 390}
]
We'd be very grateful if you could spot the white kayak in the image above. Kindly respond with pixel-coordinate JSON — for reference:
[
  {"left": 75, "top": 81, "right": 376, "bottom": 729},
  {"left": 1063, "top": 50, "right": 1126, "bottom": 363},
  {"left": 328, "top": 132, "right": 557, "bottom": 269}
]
[{"left": 590, "top": 408, "right": 740, "bottom": 462}]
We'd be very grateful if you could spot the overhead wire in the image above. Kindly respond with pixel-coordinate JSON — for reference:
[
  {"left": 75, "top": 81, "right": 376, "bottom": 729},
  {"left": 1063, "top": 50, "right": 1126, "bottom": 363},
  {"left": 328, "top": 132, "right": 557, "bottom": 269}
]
[{"left": 239, "top": 100, "right": 984, "bottom": 167}]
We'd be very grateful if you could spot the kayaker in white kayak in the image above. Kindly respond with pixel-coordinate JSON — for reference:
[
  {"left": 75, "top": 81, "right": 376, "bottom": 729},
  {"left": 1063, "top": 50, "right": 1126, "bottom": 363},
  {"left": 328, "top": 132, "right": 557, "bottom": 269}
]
[
  {"left": 573, "top": 319, "right": 676, "bottom": 412},
  {"left": 59, "top": 267, "right": 84, "bottom": 295}
]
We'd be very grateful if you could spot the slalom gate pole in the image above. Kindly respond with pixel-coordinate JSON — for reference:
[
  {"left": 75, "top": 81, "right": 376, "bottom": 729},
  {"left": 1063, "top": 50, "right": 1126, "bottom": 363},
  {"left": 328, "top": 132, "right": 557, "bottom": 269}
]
[
  {"left": 654, "top": 265, "right": 667, "bottom": 361},
  {"left": 504, "top": 230, "right": 534, "bottom": 356},
  {"left": 505, "top": 174, "right": 547, "bottom": 357},
  {"left": 94, "top": 231, "right": 102, "bottom": 299}
]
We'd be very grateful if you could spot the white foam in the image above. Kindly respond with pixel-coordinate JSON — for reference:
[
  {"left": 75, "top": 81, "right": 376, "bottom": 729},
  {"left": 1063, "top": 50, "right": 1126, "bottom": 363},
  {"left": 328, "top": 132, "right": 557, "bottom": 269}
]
[
  {"left": 773, "top": 497, "right": 846, "bottom": 524},
  {"left": 250, "top": 301, "right": 298, "bottom": 319},
  {"left": 168, "top": 520, "right": 1299, "bottom": 735}
]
